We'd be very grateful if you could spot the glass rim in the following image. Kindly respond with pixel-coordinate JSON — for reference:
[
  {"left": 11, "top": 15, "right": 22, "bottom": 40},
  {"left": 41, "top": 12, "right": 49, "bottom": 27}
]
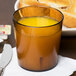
[{"left": 13, "top": 6, "right": 64, "bottom": 28}]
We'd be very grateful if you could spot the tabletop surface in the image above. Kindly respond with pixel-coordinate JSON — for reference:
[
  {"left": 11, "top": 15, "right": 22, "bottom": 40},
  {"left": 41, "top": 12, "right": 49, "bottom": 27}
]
[{"left": 0, "top": 0, "right": 76, "bottom": 76}]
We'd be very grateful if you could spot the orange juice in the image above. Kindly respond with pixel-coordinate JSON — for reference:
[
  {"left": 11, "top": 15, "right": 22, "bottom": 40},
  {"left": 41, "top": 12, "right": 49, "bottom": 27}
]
[
  {"left": 18, "top": 17, "right": 58, "bottom": 27},
  {"left": 15, "top": 17, "right": 61, "bottom": 71}
]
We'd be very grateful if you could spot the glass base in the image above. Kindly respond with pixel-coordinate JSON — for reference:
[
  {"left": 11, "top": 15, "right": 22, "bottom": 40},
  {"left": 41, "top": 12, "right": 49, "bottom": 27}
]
[{"left": 18, "top": 61, "right": 58, "bottom": 72}]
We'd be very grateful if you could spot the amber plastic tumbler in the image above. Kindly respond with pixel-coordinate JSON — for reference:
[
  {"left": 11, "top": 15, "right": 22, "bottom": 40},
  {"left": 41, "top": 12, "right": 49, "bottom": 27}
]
[{"left": 13, "top": 6, "right": 64, "bottom": 71}]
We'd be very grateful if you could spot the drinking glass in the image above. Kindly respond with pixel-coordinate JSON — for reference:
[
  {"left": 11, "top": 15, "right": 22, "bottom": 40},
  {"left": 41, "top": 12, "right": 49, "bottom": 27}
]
[{"left": 13, "top": 6, "right": 64, "bottom": 71}]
